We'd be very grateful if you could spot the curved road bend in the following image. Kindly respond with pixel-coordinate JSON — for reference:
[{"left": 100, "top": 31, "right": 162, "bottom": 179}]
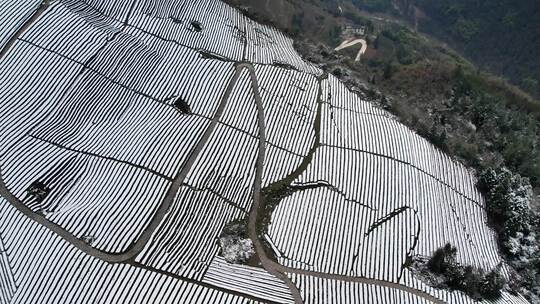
[
  {"left": 0, "top": 63, "right": 247, "bottom": 262},
  {"left": 245, "top": 63, "right": 445, "bottom": 304},
  {"left": 334, "top": 39, "right": 368, "bottom": 62}
]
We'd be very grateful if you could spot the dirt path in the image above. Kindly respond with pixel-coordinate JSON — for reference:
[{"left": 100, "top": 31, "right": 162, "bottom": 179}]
[
  {"left": 282, "top": 267, "right": 446, "bottom": 304},
  {"left": 245, "top": 64, "right": 445, "bottom": 304},
  {"left": 0, "top": 63, "right": 246, "bottom": 262},
  {"left": 245, "top": 63, "right": 304, "bottom": 303},
  {"left": 0, "top": 0, "right": 49, "bottom": 59}
]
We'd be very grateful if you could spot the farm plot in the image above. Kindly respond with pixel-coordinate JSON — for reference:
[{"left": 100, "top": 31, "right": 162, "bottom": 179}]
[
  {"left": 0, "top": 41, "right": 81, "bottom": 158},
  {"left": 28, "top": 69, "right": 211, "bottom": 178},
  {"left": 182, "top": 128, "right": 259, "bottom": 211},
  {"left": 61, "top": 0, "right": 135, "bottom": 23},
  {"left": 244, "top": 19, "right": 319, "bottom": 74},
  {"left": 323, "top": 75, "right": 482, "bottom": 203},
  {"left": 218, "top": 69, "right": 259, "bottom": 137},
  {"left": 135, "top": 184, "right": 245, "bottom": 279},
  {"left": 20, "top": 1, "right": 237, "bottom": 113},
  {"left": 254, "top": 64, "right": 321, "bottom": 186},
  {"left": 19, "top": 2, "right": 119, "bottom": 62},
  {"left": 88, "top": 25, "right": 236, "bottom": 114},
  {"left": 202, "top": 256, "right": 294, "bottom": 303},
  {"left": 266, "top": 182, "right": 416, "bottom": 282},
  {"left": 325, "top": 75, "right": 387, "bottom": 116},
  {"left": 3, "top": 3, "right": 229, "bottom": 178},
  {"left": 2, "top": 136, "right": 170, "bottom": 253},
  {"left": 184, "top": 71, "right": 260, "bottom": 212},
  {"left": 136, "top": 122, "right": 260, "bottom": 279},
  {"left": 255, "top": 65, "right": 319, "bottom": 155},
  {"left": 288, "top": 273, "right": 432, "bottom": 304},
  {"left": 0, "top": 197, "right": 262, "bottom": 304},
  {"left": 0, "top": 0, "right": 41, "bottom": 50},
  {"left": 262, "top": 145, "right": 305, "bottom": 189},
  {"left": 400, "top": 269, "right": 529, "bottom": 304},
  {"left": 129, "top": 0, "right": 245, "bottom": 60},
  {"left": 266, "top": 145, "right": 503, "bottom": 282},
  {"left": 128, "top": 0, "right": 320, "bottom": 73}
]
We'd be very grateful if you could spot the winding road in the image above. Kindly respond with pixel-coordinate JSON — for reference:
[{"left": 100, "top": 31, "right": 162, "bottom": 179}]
[{"left": 335, "top": 38, "right": 368, "bottom": 62}]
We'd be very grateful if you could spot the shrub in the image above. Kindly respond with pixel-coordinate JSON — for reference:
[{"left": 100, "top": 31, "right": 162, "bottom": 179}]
[
  {"left": 481, "top": 268, "right": 506, "bottom": 300},
  {"left": 478, "top": 168, "right": 533, "bottom": 240},
  {"left": 427, "top": 243, "right": 457, "bottom": 273},
  {"left": 478, "top": 167, "right": 540, "bottom": 301},
  {"left": 451, "top": 266, "right": 484, "bottom": 300},
  {"left": 383, "top": 61, "right": 394, "bottom": 79},
  {"left": 425, "top": 244, "right": 505, "bottom": 301}
]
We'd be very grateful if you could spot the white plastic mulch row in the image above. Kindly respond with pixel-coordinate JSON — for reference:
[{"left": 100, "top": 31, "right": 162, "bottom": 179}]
[
  {"left": 128, "top": 0, "right": 320, "bottom": 73},
  {"left": 203, "top": 256, "right": 294, "bottom": 304},
  {"left": 267, "top": 146, "right": 502, "bottom": 281},
  {"left": 0, "top": 0, "right": 41, "bottom": 50},
  {"left": 288, "top": 273, "right": 431, "bottom": 304},
  {"left": 0, "top": 197, "right": 261, "bottom": 304}
]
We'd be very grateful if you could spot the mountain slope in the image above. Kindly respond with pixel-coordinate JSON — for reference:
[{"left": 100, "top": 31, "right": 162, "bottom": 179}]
[{"left": 0, "top": 0, "right": 532, "bottom": 303}]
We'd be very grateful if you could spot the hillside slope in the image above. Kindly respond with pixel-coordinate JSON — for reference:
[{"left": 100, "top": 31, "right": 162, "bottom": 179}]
[
  {"left": 0, "top": 0, "right": 532, "bottom": 303},
  {"left": 410, "top": 0, "right": 540, "bottom": 98}
]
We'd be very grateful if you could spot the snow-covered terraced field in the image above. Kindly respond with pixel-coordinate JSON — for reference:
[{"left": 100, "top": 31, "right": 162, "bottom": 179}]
[{"left": 0, "top": 0, "right": 531, "bottom": 303}]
